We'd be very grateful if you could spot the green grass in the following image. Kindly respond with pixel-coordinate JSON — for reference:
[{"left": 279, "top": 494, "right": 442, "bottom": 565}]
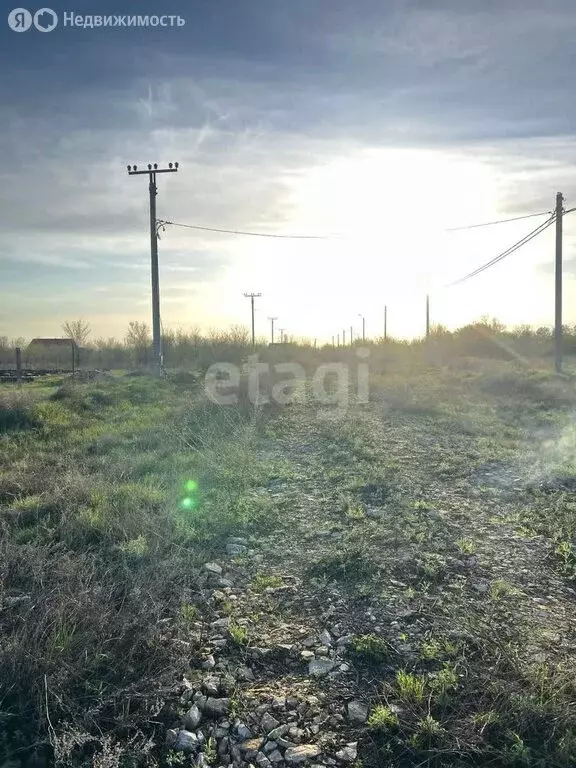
[
  {"left": 0, "top": 374, "right": 280, "bottom": 764},
  {"left": 4, "top": 356, "right": 576, "bottom": 768}
]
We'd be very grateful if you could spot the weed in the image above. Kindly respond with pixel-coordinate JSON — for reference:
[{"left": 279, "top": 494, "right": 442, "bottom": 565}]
[
  {"left": 351, "top": 634, "right": 391, "bottom": 664},
  {"left": 345, "top": 503, "right": 366, "bottom": 520},
  {"left": 554, "top": 539, "right": 576, "bottom": 577},
  {"left": 415, "top": 553, "right": 447, "bottom": 583},
  {"left": 456, "top": 538, "right": 477, "bottom": 555},
  {"left": 204, "top": 736, "right": 217, "bottom": 765},
  {"left": 396, "top": 670, "right": 426, "bottom": 704},
  {"left": 250, "top": 573, "right": 284, "bottom": 592},
  {"left": 410, "top": 715, "right": 445, "bottom": 747},
  {"left": 472, "top": 710, "right": 500, "bottom": 732},
  {"left": 166, "top": 750, "right": 187, "bottom": 767},
  {"left": 429, "top": 663, "right": 459, "bottom": 696},
  {"left": 178, "top": 603, "right": 199, "bottom": 628},
  {"left": 229, "top": 622, "right": 249, "bottom": 646},
  {"left": 0, "top": 394, "right": 39, "bottom": 433},
  {"left": 504, "top": 733, "right": 533, "bottom": 766},
  {"left": 119, "top": 535, "right": 149, "bottom": 557},
  {"left": 490, "top": 579, "right": 518, "bottom": 600},
  {"left": 367, "top": 705, "right": 399, "bottom": 730}
]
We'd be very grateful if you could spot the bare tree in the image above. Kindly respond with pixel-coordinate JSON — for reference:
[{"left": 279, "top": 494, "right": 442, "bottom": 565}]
[
  {"left": 125, "top": 321, "right": 151, "bottom": 366},
  {"left": 62, "top": 319, "right": 91, "bottom": 346},
  {"left": 62, "top": 320, "right": 91, "bottom": 368}
]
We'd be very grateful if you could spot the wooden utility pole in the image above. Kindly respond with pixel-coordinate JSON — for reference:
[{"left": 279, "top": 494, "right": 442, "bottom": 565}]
[
  {"left": 244, "top": 292, "right": 262, "bottom": 347},
  {"left": 555, "top": 192, "right": 564, "bottom": 372},
  {"left": 358, "top": 314, "right": 365, "bottom": 341},
  {"left": 268, "top": 316, "right": 277, "bottom": 345},
  {"left": 426, "top": 294, "right": 430, "bottom": 338},
  {"left": 15, "top": 347, "right": 22, "bottom": 389},
  {"left": 127, "top": 162, "right": 179, "bottom": 375}
]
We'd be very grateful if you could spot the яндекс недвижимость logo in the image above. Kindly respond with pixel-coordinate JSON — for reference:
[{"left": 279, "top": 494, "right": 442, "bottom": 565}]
[
  {"left": 8, "top": 7, "right": 58, "bottom": 32},
  {"left": 7, "top": 9, "right": 185, "bottom": 30}
]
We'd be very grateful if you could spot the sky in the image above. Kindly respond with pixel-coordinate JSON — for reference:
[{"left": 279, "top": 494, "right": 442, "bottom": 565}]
[{"left": 2, "top": 0, "right": 576, "bottom": 343}]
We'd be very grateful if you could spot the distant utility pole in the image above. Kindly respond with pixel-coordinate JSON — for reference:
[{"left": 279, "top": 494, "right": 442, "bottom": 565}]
[
  {"left": 127, "top": 161, "right": 179, "bottom": 375},
  {"left": 337, "top": 332, "right": 340, "bottom": 347},
  {"left": 425, "top": 294, "right": 430, "bottom": 338},
  {"left": 268, "top": 316, "right": 278, "bottom": 345},
  {"left": 555, "top": 192, "right": 564, "bottom": 373},
  {"left": 343, "top": 329, "right": 346, "bottom": 345},
  {"left": 384, "top": 305, "right": 388, "bottom": 340},
  {"left": 280, "top": 328, "right": 286, "bottom": 344},
  {"left": 332, "top": 335, "right": 335, "bottom": 347},
  {"left": 244, "top": 292, "right": 262, "bottom": 347},
  {"left": 358, "top": 314, "right": 365, "bottom": 342}
]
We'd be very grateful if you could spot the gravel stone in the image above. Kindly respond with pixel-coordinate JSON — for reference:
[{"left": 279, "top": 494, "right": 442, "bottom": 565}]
[{"left": 284, "top": 744, "right": 321, "bottom": 764}]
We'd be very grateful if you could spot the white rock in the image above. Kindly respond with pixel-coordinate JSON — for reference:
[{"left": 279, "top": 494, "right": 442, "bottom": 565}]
[
  {"left": 167, "top": 730, "right": 198, "bottom": 752},
  {"left": 267, "top": 724, "right": 290, "bottom": 741},
  {"left": 226, "top": 543, "right": 247, "bottom": 555},
  {"left": 184, "top": 703, "right": 202, "bottom": 730},
  {"left": 261, "top": 713, "right": 281, "bottom": 734},
  {"left": 204, "top": 697, "right": 230, "bottom": 716},
  {"left": 285, "top": 744, "right": 321, "bottom": 764},
  {"left": 347, "top": 700, "right": 368, "bottom": 724},
  {"left": 236, "top": 723, "right": 253, "bottom": 740},
  {"left": 308, "top": 659, "right": 335, "bottom": 677},
  {"left": 336, "top": 742, "right": 358, "bottom": 762}
]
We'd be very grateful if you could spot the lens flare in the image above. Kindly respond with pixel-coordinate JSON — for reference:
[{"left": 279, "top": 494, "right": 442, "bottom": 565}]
[
  {"left": 185, "top": 479, "right": 198, "bottom": 493},
  {"left": 180, "top": 496, "right": 195, "bottom": 510}
]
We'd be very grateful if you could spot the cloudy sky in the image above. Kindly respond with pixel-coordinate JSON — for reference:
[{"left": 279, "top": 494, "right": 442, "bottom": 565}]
[{"left": 2, "top": 0, "right": 576, "bottom": 342}]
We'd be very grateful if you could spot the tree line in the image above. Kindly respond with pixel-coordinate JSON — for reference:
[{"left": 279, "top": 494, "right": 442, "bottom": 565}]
[{"left": 1, "top": 316, "right": 575, "bottom": 369}]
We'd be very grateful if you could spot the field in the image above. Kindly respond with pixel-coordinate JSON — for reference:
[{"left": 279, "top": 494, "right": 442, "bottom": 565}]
[{"left": 2, "top": 352, "right": 576, "bottom": 768}]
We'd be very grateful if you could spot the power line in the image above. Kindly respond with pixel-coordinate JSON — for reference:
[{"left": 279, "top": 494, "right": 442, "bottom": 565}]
[
  {"left": 447, "top": 215, "right": 557, "bottom": 287},
  {"left": 443, "top": 210, "right": 551, "bottom": 232},
  {"left": 157, "top": 219, "right": 336, "bottom": 240},
  {"left": 158, "top": 209, "right": 557, "bottom": 241}
]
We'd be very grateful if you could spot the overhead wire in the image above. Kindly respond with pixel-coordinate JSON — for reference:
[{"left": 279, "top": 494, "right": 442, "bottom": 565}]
[
  {"left": 158, "top": 210, "right": 556, "bottom": 241},
  {"left": 446, "top": 214, "right": 557, "bottom": 287},
  {"left": 443, "top": 210, "right": 551, "bottom": 232},
  {"left": 156, "top": 219, "right": 336, "bottom": 239}
]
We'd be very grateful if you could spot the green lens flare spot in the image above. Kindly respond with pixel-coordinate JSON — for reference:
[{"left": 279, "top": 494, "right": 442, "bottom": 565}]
[
  {"left": 185, "top": 480, "right": 198, "bottom": 493},
  {"left": 180, "top": 497, "right": 195, "bottom": 510}
]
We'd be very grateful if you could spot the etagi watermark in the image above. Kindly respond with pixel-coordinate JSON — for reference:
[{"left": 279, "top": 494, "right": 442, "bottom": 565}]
[
  {"left": 8, "top": 8, "right": 186, "bottom": 32},
  {"left": 204, "top": 349, "right": 370, "bottom": 414}
]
